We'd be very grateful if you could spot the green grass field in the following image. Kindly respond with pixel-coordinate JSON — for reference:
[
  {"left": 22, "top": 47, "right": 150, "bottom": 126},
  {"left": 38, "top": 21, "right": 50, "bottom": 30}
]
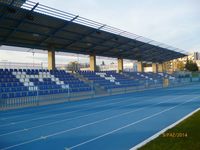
[
  {"left": 191, "top": 72, "right": 199, "bottom": 78},
  {"left": 139, "top": 109, "right": 200, "bottom": 150}
]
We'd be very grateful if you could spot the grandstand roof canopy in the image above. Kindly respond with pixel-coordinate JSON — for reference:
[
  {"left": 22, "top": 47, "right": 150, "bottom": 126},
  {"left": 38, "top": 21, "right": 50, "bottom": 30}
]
[{"left": 0, "top": 0, "right": 186, "bottom": 63}]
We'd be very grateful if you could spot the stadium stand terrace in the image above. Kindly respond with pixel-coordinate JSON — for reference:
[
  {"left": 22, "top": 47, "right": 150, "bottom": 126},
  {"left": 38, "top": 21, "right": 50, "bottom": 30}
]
[
  {"left": 2, "top": 1, "right": 200, "bottom": 150},
  {"left": 0, "top": 0, "right": 187, "bottom": 109}
]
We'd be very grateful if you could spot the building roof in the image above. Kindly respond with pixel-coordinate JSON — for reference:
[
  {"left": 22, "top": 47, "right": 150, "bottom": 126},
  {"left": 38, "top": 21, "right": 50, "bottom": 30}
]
[{"left": 0, "top": 0, "right": 186, "bottom": 63}]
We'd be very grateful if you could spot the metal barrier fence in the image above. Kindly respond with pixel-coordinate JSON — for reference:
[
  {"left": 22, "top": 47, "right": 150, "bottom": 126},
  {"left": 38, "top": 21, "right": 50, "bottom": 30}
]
[
  {"left": 107, "top": 77, "right": 200, "bottom": 95},
  {"left": 0, "top": 77, "right": 199, "bottom": 110},
  {"left": 0, "top": 86, "right": 94, "bottom": 110},
  {"left": 0, "top": 86, "right": 39, "bottom": 110}
]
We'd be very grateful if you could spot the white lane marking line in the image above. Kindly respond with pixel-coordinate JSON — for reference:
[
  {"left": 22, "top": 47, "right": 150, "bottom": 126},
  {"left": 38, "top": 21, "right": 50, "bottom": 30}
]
[
  {"left": 1, "top": 94, "right": 188, "bottom": 150},
  {"left": 0, "top": 89, "right": 175, "bottom": 127},
  {"left": 2, "top": 87, "right": 191, "bottom": 136},
  {"left": 0, "top": 96, "right": 112, "bottom": 115},
  {"left": 68, "top": 96, "right": 200, "bottom": 149},
  {"left": 1, "top": 83, "right": 198, "bottom": 117},
  {"left": 1, "top": 89, "right": 159, "bottom": 121},
  {"left": 1, "top": 96, "right": 129, "bottom": 120},
  {"left": 0, "top": 97, "right": 143, "bottom": 136},
  {"left": 0, "top": 93, "right": 175, "bottom": 137},
  {"left": 1, "top": 137, "right": 43, "bottom": 150},
  {"left": 0, "top": 97, "right": 134, "bottom": 127},
  {"left": 1, "top": 84, "right": 190, "bottom": 119},
  {"left": 0, "top": 84, "right": 195, "bottom": 122},
  {"left": 130, "top": 107, "right": 200, "bottom": 150},
  {"left": 40, "top": 136, "right": 47, "bottom": 140},
  {"left": 4, "top": 91, "right": 146, "bottom": 118}
]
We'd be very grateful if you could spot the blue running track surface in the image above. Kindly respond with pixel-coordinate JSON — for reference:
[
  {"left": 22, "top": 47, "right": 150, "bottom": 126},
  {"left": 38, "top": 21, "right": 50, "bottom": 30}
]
[{"left": 0, "top": 84, "right": 200, "bottom": 150}]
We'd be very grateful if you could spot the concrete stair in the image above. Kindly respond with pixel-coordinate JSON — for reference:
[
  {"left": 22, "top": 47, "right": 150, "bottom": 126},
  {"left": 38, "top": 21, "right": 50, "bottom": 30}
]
[{"left": 74, "top": 72, "right": 108, "bottom": 96}]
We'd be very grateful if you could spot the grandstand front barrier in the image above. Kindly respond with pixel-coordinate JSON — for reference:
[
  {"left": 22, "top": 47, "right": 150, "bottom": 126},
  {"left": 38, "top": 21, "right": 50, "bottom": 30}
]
[
  {"left": 106, "top": 77, "right": 198, "bottom": 95},
  {"left": 0, "top": 85, "right": 94, "bottom": 110},
  {"left": 0, "top": 68, "right": 200, "bottom": 110},
  {"left": 0, "top": 86, "right": 39, "bottom": 109}
]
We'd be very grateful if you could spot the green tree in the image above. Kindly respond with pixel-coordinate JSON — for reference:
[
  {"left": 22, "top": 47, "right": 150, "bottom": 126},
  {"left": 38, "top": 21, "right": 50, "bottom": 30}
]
[
  {"left": 101, "top": 61, "right": 105, "bottom": 66},
  {"left": 66, "top": 61, "right": 79, "bottom": 72},
  {"left": 176, "top": 61, "right": 185, "bottom": 71},
  {"left": 185, "top": 60, "right": 198, "bottom": 72}
]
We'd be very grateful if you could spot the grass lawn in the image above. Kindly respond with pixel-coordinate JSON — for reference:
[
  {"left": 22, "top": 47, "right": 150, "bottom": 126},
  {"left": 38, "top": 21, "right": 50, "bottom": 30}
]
[
  {"left": 191, "top": 72, "right": 199, "bottom": 78},
  {"left": 139, "top": 109, "right": 200, "bottom": 150}
]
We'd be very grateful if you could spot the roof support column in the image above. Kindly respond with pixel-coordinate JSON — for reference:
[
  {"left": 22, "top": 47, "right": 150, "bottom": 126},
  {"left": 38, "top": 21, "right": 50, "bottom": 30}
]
[
  {"left": 137, "top": 61, "right": 144, "bottom": 72},
  {"left": 152, "top": 63, "right": 158, "bottom": 73},
  {"left": 172, "top": 60, "right": 177, "bottom": 72},
  {"left": 163, "top": 62, "right": 169, "bottom": 72},
  {"left": 157, "top": 63, "right": 163, "bottom": 72},
  {"left": 48, "top": 50, "right": 55, "bottom": 70},
  {"left": 117, "top": 58, "right": 123, "bottom": 73},
  {"left": 90, "top": 54, "right": 96, "bottom": 71}
]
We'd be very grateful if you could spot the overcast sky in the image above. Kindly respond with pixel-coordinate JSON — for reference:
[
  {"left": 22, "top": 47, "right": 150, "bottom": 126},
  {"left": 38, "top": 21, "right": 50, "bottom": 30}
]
[{"left": 0, "top": 0, "right": 200, "bottom": 64}]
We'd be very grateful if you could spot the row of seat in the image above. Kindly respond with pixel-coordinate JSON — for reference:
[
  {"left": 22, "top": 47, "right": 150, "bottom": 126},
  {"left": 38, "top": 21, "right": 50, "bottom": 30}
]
[
  {"left": 0, "top": 86, "right": 92, "bottom": 99},
  {"left": 1, "top": 68, "right": 175, "bottom": 100},
  {"left": 0, "top": 78, "right": 21, "bottom": 83},
  {"left": 0, "top": 82, "right": 24, "bottom": 87},
  {"left": 78, "top": 71, "right": 140, "bottom": 90},
  {"left": 52, "top": 70, "right": 91, "bottom": 92},
  {"left": 0, "top": 69, "right": 92, "bottom": 99},
  {"left": 124, "top": 72, "right": 164, "bottom": 83},
  {"left": 1, "top": 91, "right": 37, "bottom": 99},
  {"left": 0, "top": 86, "right": 29, "bottom": 92}
]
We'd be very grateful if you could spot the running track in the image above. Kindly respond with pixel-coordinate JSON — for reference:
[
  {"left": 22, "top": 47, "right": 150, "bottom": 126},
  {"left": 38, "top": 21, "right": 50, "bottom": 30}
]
[{"left": 0, "top": 84, "right": 200, "bottom": 150}]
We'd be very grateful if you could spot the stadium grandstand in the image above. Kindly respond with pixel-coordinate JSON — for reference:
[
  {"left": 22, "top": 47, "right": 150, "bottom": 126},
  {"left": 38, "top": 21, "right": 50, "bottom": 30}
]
[{"left": 0, "top": 0, "right": 200, "bottom": 150}]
